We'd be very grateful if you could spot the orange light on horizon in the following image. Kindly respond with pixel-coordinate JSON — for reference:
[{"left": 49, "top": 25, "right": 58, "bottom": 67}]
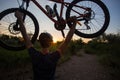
[{"left": 53, "top": 35, "right": 91, "bottom": 43}]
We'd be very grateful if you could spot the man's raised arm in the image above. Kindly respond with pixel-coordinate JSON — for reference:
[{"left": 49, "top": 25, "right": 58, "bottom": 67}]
[
  {"left": 15, "top": 11, "right": 33, "bottom": 48},
  {"left": 58, "top": 16, "right": 77, "bottom": 55}
]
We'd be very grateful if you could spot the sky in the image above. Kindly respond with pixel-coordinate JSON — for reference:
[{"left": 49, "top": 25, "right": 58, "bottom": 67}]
[{"left": 0, "top": 0, "right": 120, "bottom": 43}]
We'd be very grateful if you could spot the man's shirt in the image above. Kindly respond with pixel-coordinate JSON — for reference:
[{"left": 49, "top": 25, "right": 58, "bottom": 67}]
[{"left": 28, "top": 47, "right": 60, "bottom": 80}]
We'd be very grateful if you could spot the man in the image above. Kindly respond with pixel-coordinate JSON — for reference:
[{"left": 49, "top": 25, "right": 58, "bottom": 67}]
[{"left": 15, "top": 11, "right": 76, "bottom": 80}]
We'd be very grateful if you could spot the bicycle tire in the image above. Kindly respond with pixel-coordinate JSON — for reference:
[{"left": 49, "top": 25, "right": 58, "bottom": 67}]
[
  {"left": 0, "top": 8, "right": 39, "bottom": 51},
  {"left": 66, "top": 0, "right": 110, "bottom": 38}
]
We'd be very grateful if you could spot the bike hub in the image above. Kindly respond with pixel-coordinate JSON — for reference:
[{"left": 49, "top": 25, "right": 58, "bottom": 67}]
[
  {"left": 8, "top": 22, "right": 20, "bottom": 35},
  {"left": 84, "top": 8, "right": 95, "bottom": 21}
]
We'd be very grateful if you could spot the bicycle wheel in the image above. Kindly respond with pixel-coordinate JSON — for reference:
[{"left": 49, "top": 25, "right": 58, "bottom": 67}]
[
  {"left": 0, "top": 8, "right": 39, "bottom": 51},
  {"left": 66, "top": 0, "right": 110, "bottom": 38}
]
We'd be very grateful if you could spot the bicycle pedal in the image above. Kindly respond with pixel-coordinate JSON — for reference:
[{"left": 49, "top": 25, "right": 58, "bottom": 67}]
[
  {"left": 61, "top": 30, "right": 65, "bottom": 38},
  {"left": 76, "top": 21, "right": 82, "bottom": 26}
]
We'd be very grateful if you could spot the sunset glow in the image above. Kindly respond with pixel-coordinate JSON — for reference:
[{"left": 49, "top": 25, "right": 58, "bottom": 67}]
[{"left": 0, "top": 0, "right": 120, "bottom": 43}]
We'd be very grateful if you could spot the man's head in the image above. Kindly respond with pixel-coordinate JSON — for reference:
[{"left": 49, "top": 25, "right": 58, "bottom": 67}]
[{"left": 39, "top": 32, "right": 53, "bottom": 48}]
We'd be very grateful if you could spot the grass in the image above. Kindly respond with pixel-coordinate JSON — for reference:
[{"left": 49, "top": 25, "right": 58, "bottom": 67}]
[
  {"left": 84, "top": 35, "right": 120, "bottom": 79},
  {"left": 0, "top": 47, "right": 30, "bottom": 69},
  {"left": 0, "top": 39, "right": 83, "bottom": 69}
]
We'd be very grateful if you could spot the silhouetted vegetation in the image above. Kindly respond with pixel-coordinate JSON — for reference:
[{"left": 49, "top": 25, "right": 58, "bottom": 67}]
[
  {"left": 0, "top": 38, "right": 83, "bottom": 69},
  {"left": 1, "top": 32, "right": 120, "bottom": 79},
  {"left": 84, "top": 33, "right": 120, "bottom": 78},
  {"left": 0, "top": 34, "right": 24, "bottom": 46}
]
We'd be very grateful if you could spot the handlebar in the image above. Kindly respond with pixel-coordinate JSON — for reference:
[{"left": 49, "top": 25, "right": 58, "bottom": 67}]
[
  {"left": 23, "top": 0, "right": 30, "bottom": 2},
  {"left": 20, "top": 0, "right": 30, "bottom": 9}
]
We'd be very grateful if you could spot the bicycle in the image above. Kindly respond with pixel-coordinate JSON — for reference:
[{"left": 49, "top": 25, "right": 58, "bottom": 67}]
[{"left": 0, "top": 0, "right": 110, "bottom": 51}]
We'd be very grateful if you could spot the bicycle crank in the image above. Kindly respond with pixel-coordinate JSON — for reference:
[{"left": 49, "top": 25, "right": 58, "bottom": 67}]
[
  {"left": 54, "top": 3, "right": 66, "bottom": 38},
  {"left": 54, "top": 19, "right": 66, "bottom": 38}
]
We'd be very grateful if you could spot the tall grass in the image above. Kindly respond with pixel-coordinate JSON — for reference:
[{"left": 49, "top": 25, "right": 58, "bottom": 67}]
[
  {"left": 0, "top": 47, "right": 30, "bottom": 69},
  {"left": 0, "top": 39, "right": 83, "bottom": 69},
  {"left": 84, "top": 33, "right": 120, "bottom": 78}
]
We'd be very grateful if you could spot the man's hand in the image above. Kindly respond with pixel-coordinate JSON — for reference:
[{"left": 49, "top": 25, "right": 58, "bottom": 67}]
[
  {"left": 15, "top": 11, "right": 23, "bottom": 20},
  {"left": 58, "top": 16, "right": 77, "bottom": 55},
  {"left": 68, "top": 16, "right": 77, "bottom": 29},
  {"left": 15, "top": 11, "right": 24, "bottom": 31},
  {"left": 14, "top": 10, "right": 33, "bottom": 48}
]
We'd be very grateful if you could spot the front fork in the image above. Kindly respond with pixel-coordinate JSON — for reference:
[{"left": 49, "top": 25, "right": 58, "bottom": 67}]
[{"left": 15, "top": 0, "right": 30, "bottom": 31}]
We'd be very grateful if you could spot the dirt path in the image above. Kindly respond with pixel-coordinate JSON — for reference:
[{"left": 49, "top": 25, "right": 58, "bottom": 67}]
[
  {"left": 0, "top": 50, "right": 112, "bottom": 80},
  {"left": 55, "top": 50, "right": 111, "bottom": 80}
]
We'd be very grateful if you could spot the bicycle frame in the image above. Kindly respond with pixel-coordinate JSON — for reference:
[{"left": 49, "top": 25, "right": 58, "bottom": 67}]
[
  {"left": 26, "top": 0, "right": 87, "bottom": 24},
  {"left": 28, "top": 0, "right": 67, "bottom": 24},
  {"left": 0, "top": 0, "right": 110, "bottom": 51}
]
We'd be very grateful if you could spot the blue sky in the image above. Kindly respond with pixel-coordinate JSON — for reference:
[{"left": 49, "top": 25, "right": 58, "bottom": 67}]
[
  {"left": 103, "top": 0, "right": 120, "bottom": 33},
  {"left": 0, "top": 0, "right": 120, "bottom": 42}
]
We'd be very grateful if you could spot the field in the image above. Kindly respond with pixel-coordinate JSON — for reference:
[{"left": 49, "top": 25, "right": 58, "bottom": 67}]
[
  {"left": 0, "top": 39, "right": 83, "bottom": 69},
  {"left": 0, "top": 33, "right": 120, "bottom": 79},
  {"left": 84, "top": 33, "right": 120, "bottom": 78}
]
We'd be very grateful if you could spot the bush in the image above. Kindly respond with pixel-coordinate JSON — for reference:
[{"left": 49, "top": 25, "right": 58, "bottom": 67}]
[
  {"left": 0, "top": 39, "right": 84, "bottom": 69},
  {"left": 84, "top": 33, "right": 120, "bottom": 78},
  {"left": 0, "top": 48, "right": 30, "bottom": 69}
]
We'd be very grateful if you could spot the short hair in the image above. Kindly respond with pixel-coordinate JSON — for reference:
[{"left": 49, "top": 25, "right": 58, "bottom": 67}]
[{"left": 39, "top": 32, "right": 53, "bottom": 48}]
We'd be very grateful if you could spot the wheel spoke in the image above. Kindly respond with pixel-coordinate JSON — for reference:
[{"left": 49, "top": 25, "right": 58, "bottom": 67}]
[
  {"left": 66, "top": 0, "right": 109, "bottom": 38},
  {"left": 0, "top": 8, "right": 39, "bottom": 50}
]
